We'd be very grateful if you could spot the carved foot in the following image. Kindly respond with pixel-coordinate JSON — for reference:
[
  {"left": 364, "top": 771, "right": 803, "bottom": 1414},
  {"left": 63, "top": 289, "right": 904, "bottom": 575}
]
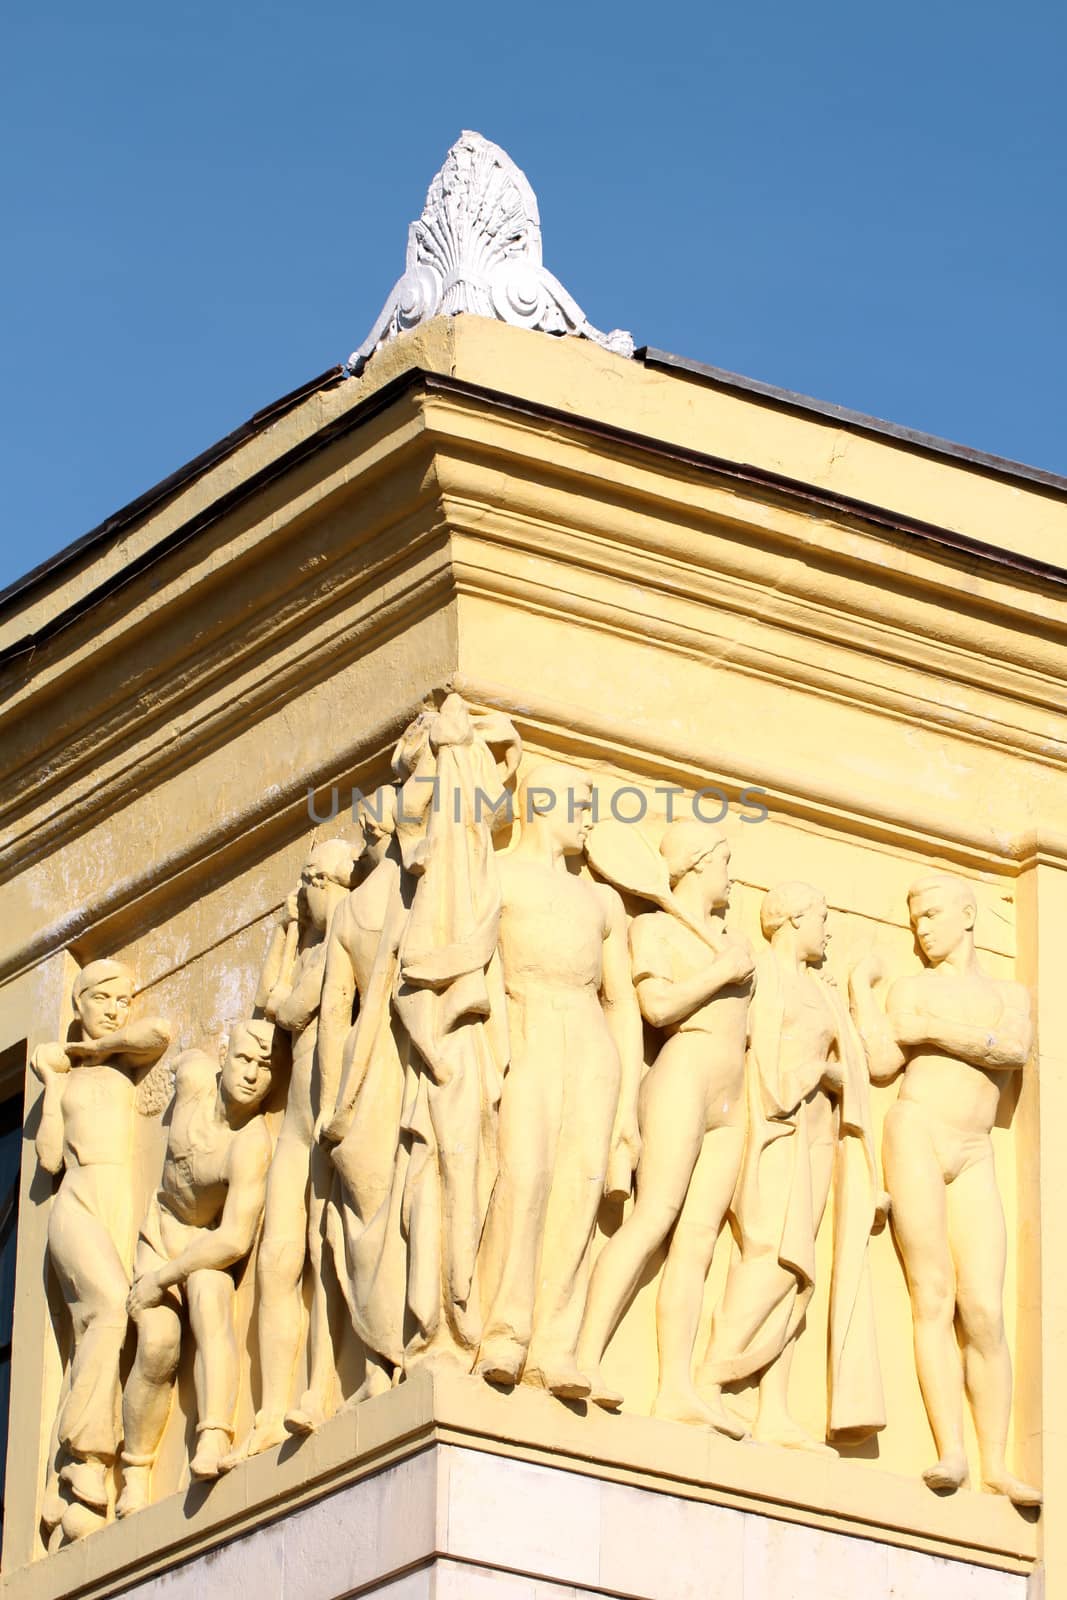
[
  {"left": 223, "top": 1412, "right": 289, "bottom": 1469},
  {"left": 922, "top": 1454, "right": 969, "bottom": 1492},
  {"left": 60, "top": 1457, "right": 109, "bottom": 1511},
  {"left": 416, "top": 1347, "right": 469, "bottom": 1376},
  {"left": 525, "top": 1359, "right": 592, "bottom": 1400},
  {"left": 190, "top": 1427, "right": 231, "bottom": 1480},
  {"left": 753, "top": 1417, "right": 834, "bottom": 1455},
  {"left": 116, "top": 1465, "right": 151, "bottom": 1519},
  {"left": 983, "top": 1470, "right": 1042, "bottom": 1507},
  {"left": 285, "top": 1388, "right": 334, "bottom": 1435},
  {"left": 586, "top": 1368, "right": 624, "bottom": 1411},
  {"left": 40, "top": 1475, "right": 66, "bottom": 1533},
  {"left": 475, "top": 1337, "right": 526, "bottom": 1386},
  {"left": 654, "top": 1386, "right": 748, "bottom": 1439},
  {"left": 61, "top": 1500, "right": 107, "bottom": 1542},
  {"left": 340, "top": 1364, "right": 394, "bottom": 1412}
]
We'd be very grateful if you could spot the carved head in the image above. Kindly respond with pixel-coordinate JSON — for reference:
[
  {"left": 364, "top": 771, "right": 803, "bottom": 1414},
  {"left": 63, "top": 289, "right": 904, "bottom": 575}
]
[
  {"left": 356, "top": 785, "right": 398, "bottom": 865},
  {"left": 761, "top": 882, "right": 828, "bottom": 964},
  {"left": 660, "top": 820, "right": 731, "bottom": 909},
  {"left": 519, "top": 762, "right": 594, "bottom": 856},
  {"left": 907, "top": 874, "right": 977, "bottom": 964},
  {"left": 300, "top": 840, "right": 357, "bottom": 933},
  {"left": 72, "top": 959, "right": 135, "bottom": 1040},
  {"left": 221, "top": 1020, "right": 275, "bottom": 1112}
]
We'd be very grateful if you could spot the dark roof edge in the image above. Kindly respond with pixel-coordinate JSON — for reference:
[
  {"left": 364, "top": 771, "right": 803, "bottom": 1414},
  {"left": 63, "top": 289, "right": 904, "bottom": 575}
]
[
  {"left": 0, "top": 366, "right": 424, "bottom": 669},
  {"left": 0, "top": 364, "right": 347, "bottom": 620},
  {"left": 6, "top": 344, "right": 1064, "bottom": 631},
  {"left": 638, "top": 348, "right": 1067, "bottom": 499},
  {"left": 4, "top": 365, "right": 1066, "bottom": 678}
]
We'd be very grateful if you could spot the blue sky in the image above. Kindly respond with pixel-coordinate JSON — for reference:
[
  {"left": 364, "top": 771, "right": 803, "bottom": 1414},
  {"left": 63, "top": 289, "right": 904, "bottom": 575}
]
[{"left": 2, "top": 2, "right": 1064, "bottom": 593}]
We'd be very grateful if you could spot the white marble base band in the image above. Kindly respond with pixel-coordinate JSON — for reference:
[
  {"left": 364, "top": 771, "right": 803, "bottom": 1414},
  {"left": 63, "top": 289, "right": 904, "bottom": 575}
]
[{"left": 113, "top": 1443, "right": 1035, "bottom": 1600}]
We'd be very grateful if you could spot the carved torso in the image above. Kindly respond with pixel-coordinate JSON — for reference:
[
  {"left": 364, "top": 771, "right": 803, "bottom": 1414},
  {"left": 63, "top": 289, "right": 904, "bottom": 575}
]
[
  {"left": 777, "top": 967, "right": 839, "bottom": 1108},
  {"left": 336, "top": 859, "right": 396, "bottom": 997},
  {"left": 631, "top": 911, "right": 749, "bottom": 1041},
  {"left": 61, "top": 1060, "right": 137, "bottom": 1169},
  {"left": 498, "top": 859, "right": 607, "bottom": 998},
  {"left": 159, "top": 1066, "right": 234, "bottom": 1228},
  {"left": 898, "top": 968, "right": 1018, "bottom": 1132}
]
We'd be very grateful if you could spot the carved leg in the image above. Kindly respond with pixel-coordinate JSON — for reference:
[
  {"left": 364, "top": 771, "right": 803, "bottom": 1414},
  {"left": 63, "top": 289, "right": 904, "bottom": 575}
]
[
  {"left": 288, "top": 1143, "right": 347, "bottom": 1432},
  {"left": 654, "top": 1123, "right": 747, "bottom": 1436},
  {"left": 883, "top": 1102, "right": 968, "bottom": 1491},
  {"left": 233, "top": 1139, "right": 310, "bottom": 1461},
  {"left": 753, "top": 1341, "right": 833, "bottom": 1454},
  {"left": 477, "top": 1055, "right": 561, "bottom": 1386},
  {"left": 117, "top": 1304, "right": 182, "bottom": 1517},
  {"left": 187, "top": 1269, "right": 238, "bottom": 1478},
  {"left": 50, "top": 1195, "right": 131, "bottom": 1502},
  {"left": 577, "top": 1041, "right": 706, "bottom": 1409},
  {"left": 338, "top": 1350, "right": 394, "bottom": 1412},
  {"left": 696, "top": 1125, "right": 803, "bottom": 1404},
  {"left": 525, "top": 1043, "right": 618, "bottom": 1397},
  {"left": 949, "top": 1158, "right": 1042, "bottom": 1505},
  {"left": 752, "top": 1106, "right": 836, "bottom": 1454}
]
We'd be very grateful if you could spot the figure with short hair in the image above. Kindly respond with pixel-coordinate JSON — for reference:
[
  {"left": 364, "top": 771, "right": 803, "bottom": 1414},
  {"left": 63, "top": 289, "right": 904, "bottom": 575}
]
[
  {"left": 319, "top": 786, "right": 410, "bottom": 1404},
  {"left": 117, "top": 1021, "right": 276, "bottom": 1515},
  {"left": 850, "top": 874, "right": 1040, "bottom": 1503},
  {"left": 231, "top": 838, "right": 356, "bottom": 1460},
  {"left": 476, "top": 762, "right": 643, "bottom": 1398},
  {"left": 32, "top": 959, "right": 171, "bottom": 1535},
  {"left": 575, "top": 819, "right": 754, "bottom": 1430},
  {"left": 699, "top": 882, "right": 885, "bottom": 1451}
]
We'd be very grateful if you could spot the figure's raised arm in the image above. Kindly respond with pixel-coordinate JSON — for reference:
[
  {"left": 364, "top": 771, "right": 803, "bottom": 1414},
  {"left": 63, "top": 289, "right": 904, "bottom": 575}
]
[
  {"left": 899, "top": 982, "right": 1033, "bottom": 1071},
  {"left": 849, "top": 955, "right": 908, "bottom": 1085},
  {"left": 274, "top": 945, "right": 328, "bottom": 1036},
  {"left": 634, "top": 931, "right": 754, "bottom": 1031},
  {"left": 254, "top": 902, "right": 296, "bottom": 1014},
  {"left": 31, "top": 1043, "right": 70, "bottom": 1174},
  {"left": 315, "top": 916, "right": 358, "bottom": 1138},
  {"left": 66, "top": 1017, "right": 171, "bottom": 1068}
]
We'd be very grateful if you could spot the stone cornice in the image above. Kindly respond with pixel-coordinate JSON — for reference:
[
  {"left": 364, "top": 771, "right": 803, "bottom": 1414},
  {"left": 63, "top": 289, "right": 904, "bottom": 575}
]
[{"left": 2, "top": 360, "right": 1066, "bottom": 986}]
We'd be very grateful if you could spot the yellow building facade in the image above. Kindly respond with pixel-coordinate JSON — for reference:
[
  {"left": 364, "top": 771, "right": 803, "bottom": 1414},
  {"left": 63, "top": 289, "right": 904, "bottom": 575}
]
[{"left": 0, "top": 135, "right": 1065, "bottom": 1599}]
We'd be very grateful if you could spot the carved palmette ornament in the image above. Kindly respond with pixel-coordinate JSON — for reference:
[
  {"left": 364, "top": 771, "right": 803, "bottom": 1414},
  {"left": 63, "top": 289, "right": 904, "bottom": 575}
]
[{"left": 350, "top": 130, "right": 634, "bottom": 371}]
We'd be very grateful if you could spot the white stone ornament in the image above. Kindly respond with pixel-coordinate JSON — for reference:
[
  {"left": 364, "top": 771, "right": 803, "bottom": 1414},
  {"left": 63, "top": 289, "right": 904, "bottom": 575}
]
[{"left": 349, "top": 130, "right": 634, "bottom": 371}]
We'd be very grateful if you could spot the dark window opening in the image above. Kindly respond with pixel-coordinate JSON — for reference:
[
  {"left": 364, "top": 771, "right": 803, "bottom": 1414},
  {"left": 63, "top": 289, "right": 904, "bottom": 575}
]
[{"left": 0, "top": 1087, "right": 24, "bottom": 1555}]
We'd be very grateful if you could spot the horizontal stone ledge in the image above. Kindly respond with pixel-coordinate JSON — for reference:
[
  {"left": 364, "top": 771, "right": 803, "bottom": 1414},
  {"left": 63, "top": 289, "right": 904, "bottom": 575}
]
[{"left": 2, "top": 1368, "right": 1037, "bottom": 1600}]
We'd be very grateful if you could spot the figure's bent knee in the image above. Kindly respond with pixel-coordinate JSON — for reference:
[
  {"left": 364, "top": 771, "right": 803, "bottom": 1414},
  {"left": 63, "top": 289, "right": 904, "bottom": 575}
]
[
  {"left": 188, "top": 1270, "right": 234, "bottom": 1314},
  {"left": 136, "top": 1324, "right": 181, "bottom": 1384},
  {"left": 628, "top": 1197, "right": 682, "bottom": 1251},
  {"left": 958, "top": 1299, "right": 1005, "bottom": 1354},
  {"left": 910, "top": 1277, "right": 955, "bottom": 1328},
  {"left": 670, "top": 1216, "right": 720, "bottom": 1260},
  {"left": 74, "top": 1291, "right": 129, "bottom": 1340}
]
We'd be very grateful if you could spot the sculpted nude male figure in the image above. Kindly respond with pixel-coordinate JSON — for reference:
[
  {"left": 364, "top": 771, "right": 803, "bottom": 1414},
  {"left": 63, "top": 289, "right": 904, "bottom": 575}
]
[
  {"left": 32, "top": 960, "right": 170, "bottom": 1526},
  {"left": 576, "top": 821, "right": 754, "bottom": 1431},
  {"left": 476, "top": 764, "right": 643, "bottom": 1398},
  {"left": 118, "top": 1022, "right": 276, "bottom": 1515},
  {"left": 850, "top": 874, "right": 1040, "bottom": 1504},
  {"left": 234, "top": 839, "right": 356, "bottom": 1459}
]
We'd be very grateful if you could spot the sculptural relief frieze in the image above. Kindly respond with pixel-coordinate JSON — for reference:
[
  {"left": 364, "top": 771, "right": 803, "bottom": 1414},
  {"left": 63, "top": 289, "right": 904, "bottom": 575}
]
[{"left": 25, "top": 691, "right": 1042, "bottom": 1557}]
